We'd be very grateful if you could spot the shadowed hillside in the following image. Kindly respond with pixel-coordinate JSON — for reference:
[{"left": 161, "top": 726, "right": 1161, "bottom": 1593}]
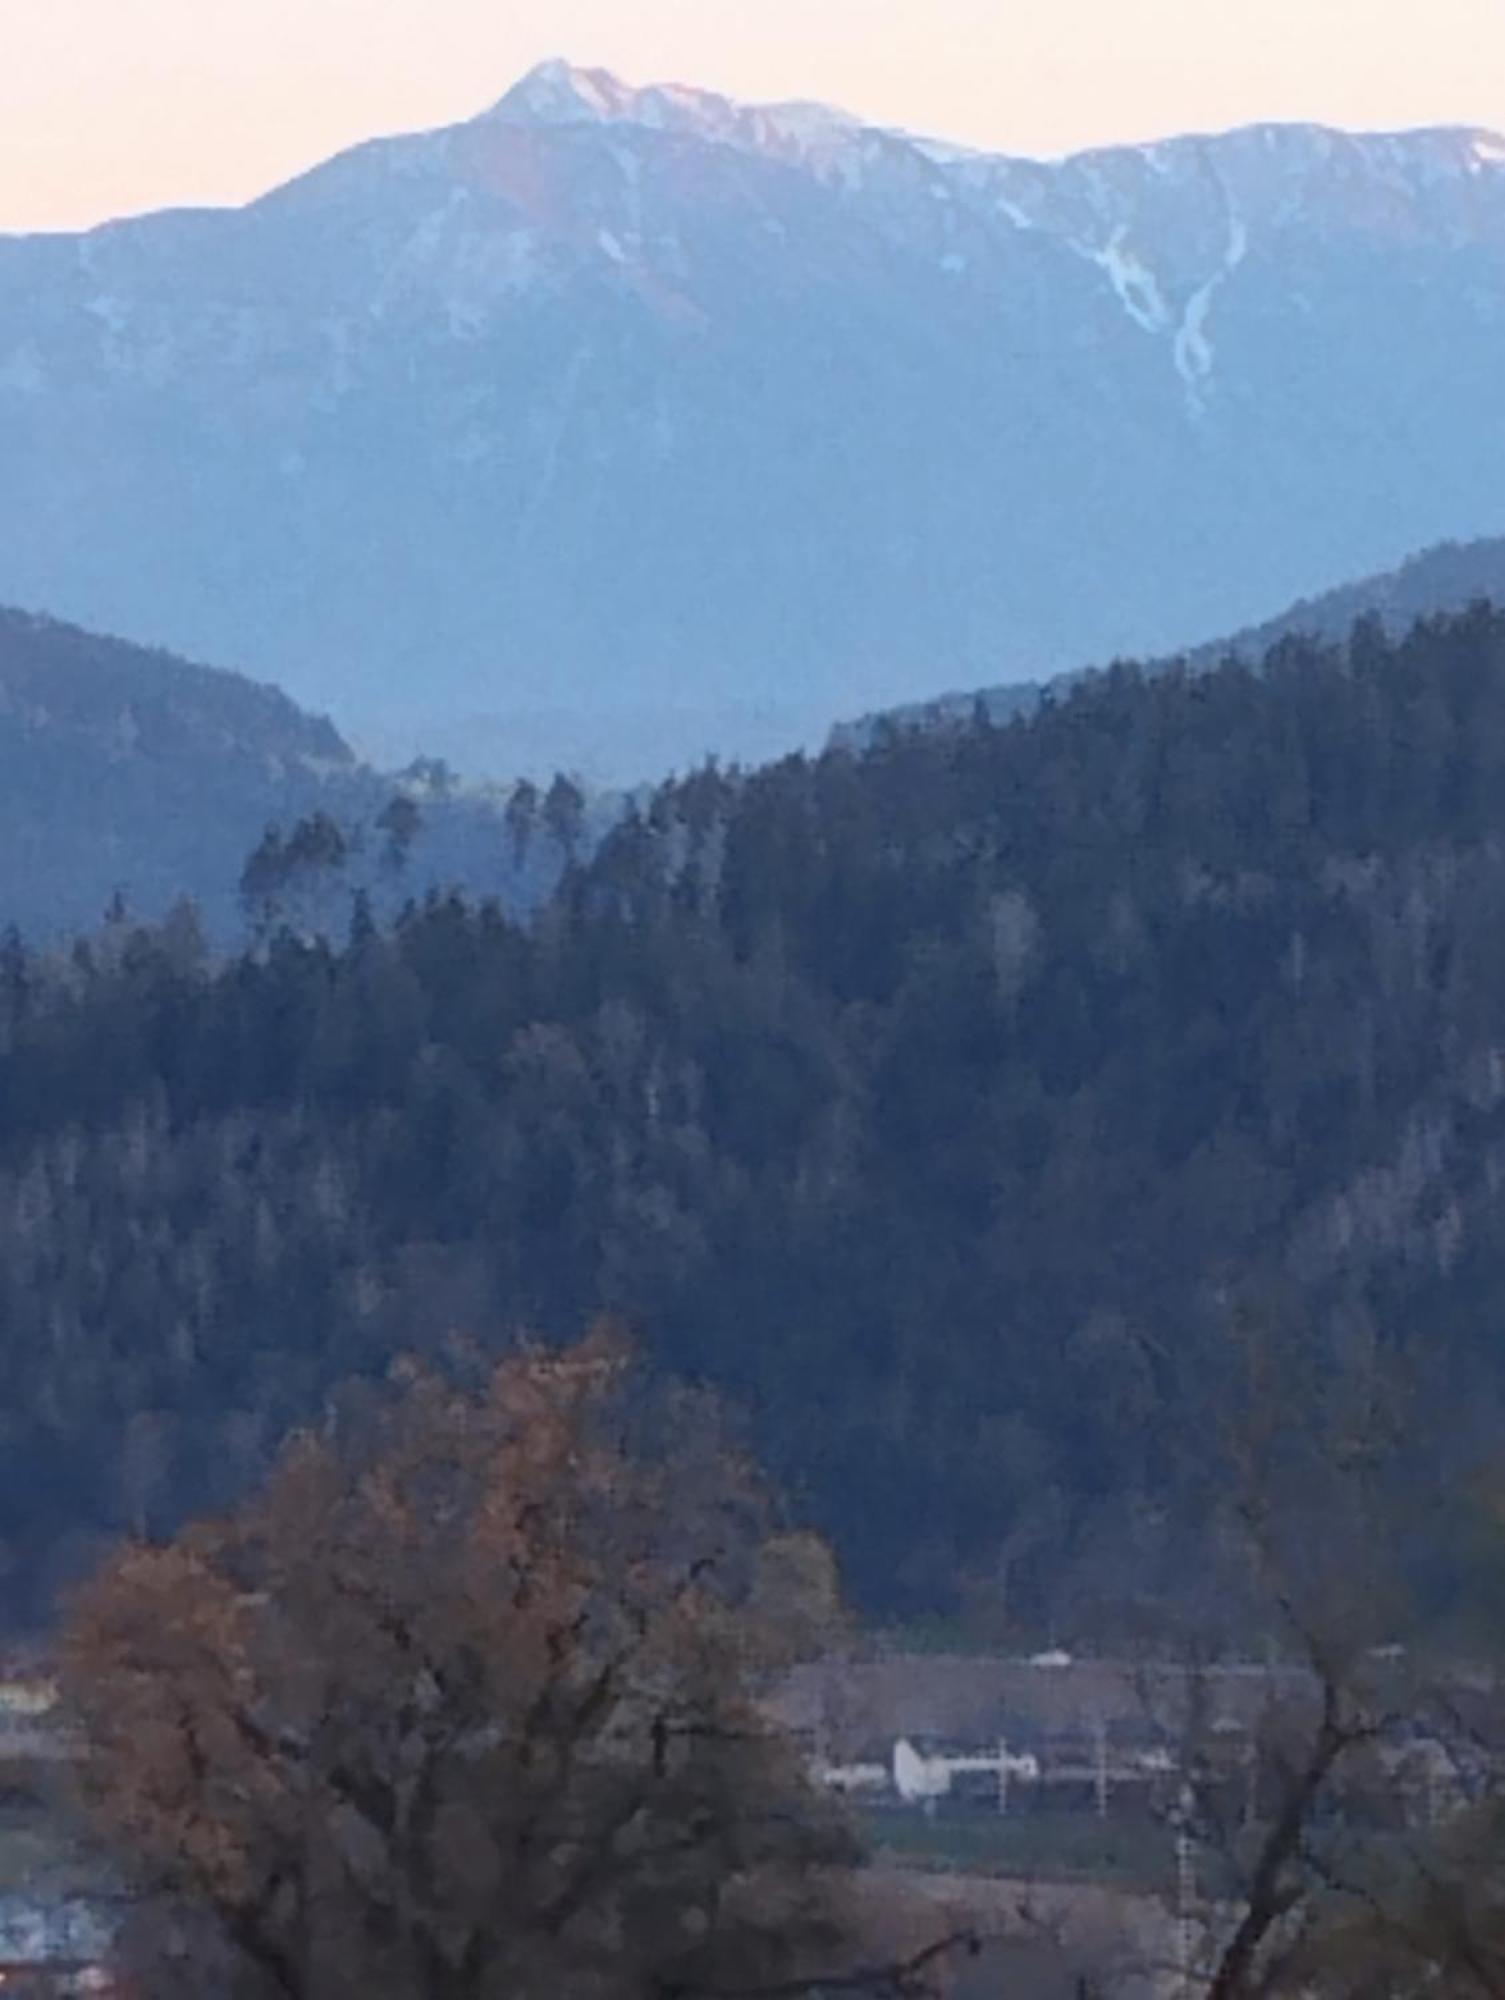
[
  {"left": 0, "top": 608, "right": 593, "bottom": 937},
  {"left": 3, "top": 609, "right": 1505, "bottom": 1628}
]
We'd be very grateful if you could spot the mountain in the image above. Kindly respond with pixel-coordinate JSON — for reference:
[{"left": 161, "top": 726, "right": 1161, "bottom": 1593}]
[
  {"left": 0, "top": 607, "right": 356, "bottom": 935},
  {"left": 0, "top": 607, "right": 575, "bottom": 937},
  {"left": 1186, "top": 532, "right": 1505, "bottom": 665},
  {"left": 832, "top": 533, "right": 1505, "bottom": 744},
  {"left": 2, "top": 64, "right": 1503, "bottom": 777}
]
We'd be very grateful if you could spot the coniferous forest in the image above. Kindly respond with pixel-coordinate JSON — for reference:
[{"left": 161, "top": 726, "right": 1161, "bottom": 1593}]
[{"left": 7, "top": 606, "right": 1505, "bottom": 1629}]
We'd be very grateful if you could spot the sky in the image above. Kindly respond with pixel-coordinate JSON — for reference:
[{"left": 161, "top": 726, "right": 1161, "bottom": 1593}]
[{"left": 4, "top": 0, "right": 1505, "bottom": 233}]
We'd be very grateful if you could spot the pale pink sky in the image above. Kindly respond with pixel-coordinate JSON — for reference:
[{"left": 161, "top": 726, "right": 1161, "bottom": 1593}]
[{"left": 4, "top": 0, "right": 1504, "bottom": 232}]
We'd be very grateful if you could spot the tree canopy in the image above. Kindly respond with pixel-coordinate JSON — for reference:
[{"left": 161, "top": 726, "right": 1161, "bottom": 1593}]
[
  {"left": 6, "top": 609, "right": 1505, "bottom": 1629},
  {"left": 62, "top": 1332, "right": 863, "bottom": 2000}
]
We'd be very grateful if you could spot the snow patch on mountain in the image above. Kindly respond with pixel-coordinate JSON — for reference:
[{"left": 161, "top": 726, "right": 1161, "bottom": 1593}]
[
  {"left": 487, "top": 58, "right": 860, "bottom": 171},
  {"left": 1174, "top": 212, "right": 1249, "bottom": 411},
  {"left": 491, "top": 59, "right": 633, "bottom": 126},
  {"left": 1079, "top": 225, "right": 1170, "bottom": 333}
]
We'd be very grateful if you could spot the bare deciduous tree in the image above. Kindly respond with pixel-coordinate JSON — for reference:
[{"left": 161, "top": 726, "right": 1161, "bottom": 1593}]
[
  {"left": 63, "top": 1329, "right": 932, "bottom": 2000},
  {"left": 1168, "top": 1311, "right": 1496, "bottom": 2000}
]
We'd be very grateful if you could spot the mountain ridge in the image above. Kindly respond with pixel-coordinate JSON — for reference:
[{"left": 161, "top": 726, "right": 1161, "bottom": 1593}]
[
  {"left": 0, "top": 604, "right": 587, "bottom": 938},
  {"left": 0, "top": 603, "right": 350, "bottom": 767},
  {"left": 3, "top": 60, "right": 1504, "bottom": 775},
  {"left": 1187, "top": 532, "right": 1505, "bottom": 666},
  {"left": 831, "top": 532, "right": 1505, "bottom": 746},
  {"left": 465, "top": 58, "right": 1505, "bottom": 181}
]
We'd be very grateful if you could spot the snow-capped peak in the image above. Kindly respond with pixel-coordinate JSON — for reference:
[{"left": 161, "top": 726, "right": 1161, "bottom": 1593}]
[
  {"left": 484, "top": 59, "right": 859, "bottom": 164},
  {"left": 487, "top": 58, "right": 641, "bottom": 128},
  {"left": 481, "top": 66, "right": 1505, "bottom": 214}
]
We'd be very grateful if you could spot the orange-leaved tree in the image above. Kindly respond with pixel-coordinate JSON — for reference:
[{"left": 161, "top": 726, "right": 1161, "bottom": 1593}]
[{"left": 61, "top": 1329, "right": 886, "bottom": 2000}]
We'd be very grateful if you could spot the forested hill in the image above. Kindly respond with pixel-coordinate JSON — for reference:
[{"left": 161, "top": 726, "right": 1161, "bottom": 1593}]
[
  {"left": 0, "top": 605, "right": 350, "bottom": 762},
  {"left": 834, "top": 534, "right": 1505, "bottom": 747},
  {"left": 7, "top": 607, "right": 1505, "bottom": 1627},
  {"left": 0, "top": 607, "right": 580, "bottom": 936},
  {"left": 1187, "top": 534, "right": 1505, "bottom": 669},
  {"left": 0, "top": 606, "right": 352, "bottom": 934}
]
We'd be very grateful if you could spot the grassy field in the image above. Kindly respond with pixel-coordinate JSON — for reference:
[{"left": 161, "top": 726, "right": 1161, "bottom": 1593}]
[{"left": 860, "top": 1806, "right": 1179, "bottom": 1895}]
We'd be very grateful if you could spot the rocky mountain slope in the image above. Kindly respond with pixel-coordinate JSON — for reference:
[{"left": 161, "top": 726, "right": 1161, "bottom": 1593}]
[{"left": 2, "top": 62, "right": 1504, "bottom": 775}]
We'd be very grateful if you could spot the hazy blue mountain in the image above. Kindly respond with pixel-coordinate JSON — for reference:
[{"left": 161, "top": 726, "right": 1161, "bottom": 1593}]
[
  {"left": 0, "top": 607, "right": 352, "bottom": 935},
  {"left": 2, "top": 62, "right": 1504, "bottom": 777},
  {"left": 833, "top": 532, "right": 1505, "bottom": 745},
  {"left": 1183, "top": 532, "right": 1505, "bottom": 664},
  {"left": 0, "top": 608, "right": 581, "bottom": 937}
]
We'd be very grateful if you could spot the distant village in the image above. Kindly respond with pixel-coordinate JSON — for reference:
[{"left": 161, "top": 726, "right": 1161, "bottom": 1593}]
[{"left": 2, "top": 1645, "right": 1478, "bottom": 1997}]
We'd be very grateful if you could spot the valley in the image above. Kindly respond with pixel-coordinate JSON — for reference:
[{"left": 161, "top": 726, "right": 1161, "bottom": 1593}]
[{"left": 6, "top": 26, "right": 1505, "bottom": 1998}]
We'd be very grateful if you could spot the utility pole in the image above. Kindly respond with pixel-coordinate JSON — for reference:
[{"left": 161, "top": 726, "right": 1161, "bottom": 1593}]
[
  {"left": 1173, "top": 1782, "right": 1197, "bottom": 1999},
  {"left": 1094, "top": 1716, "right": 1110, "bottom": 1820}
]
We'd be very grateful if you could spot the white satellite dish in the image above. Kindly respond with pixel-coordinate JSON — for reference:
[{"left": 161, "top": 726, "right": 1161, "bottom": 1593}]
[{"left": 893, "top": 1737, "right": 952, "bottom": 1803}]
